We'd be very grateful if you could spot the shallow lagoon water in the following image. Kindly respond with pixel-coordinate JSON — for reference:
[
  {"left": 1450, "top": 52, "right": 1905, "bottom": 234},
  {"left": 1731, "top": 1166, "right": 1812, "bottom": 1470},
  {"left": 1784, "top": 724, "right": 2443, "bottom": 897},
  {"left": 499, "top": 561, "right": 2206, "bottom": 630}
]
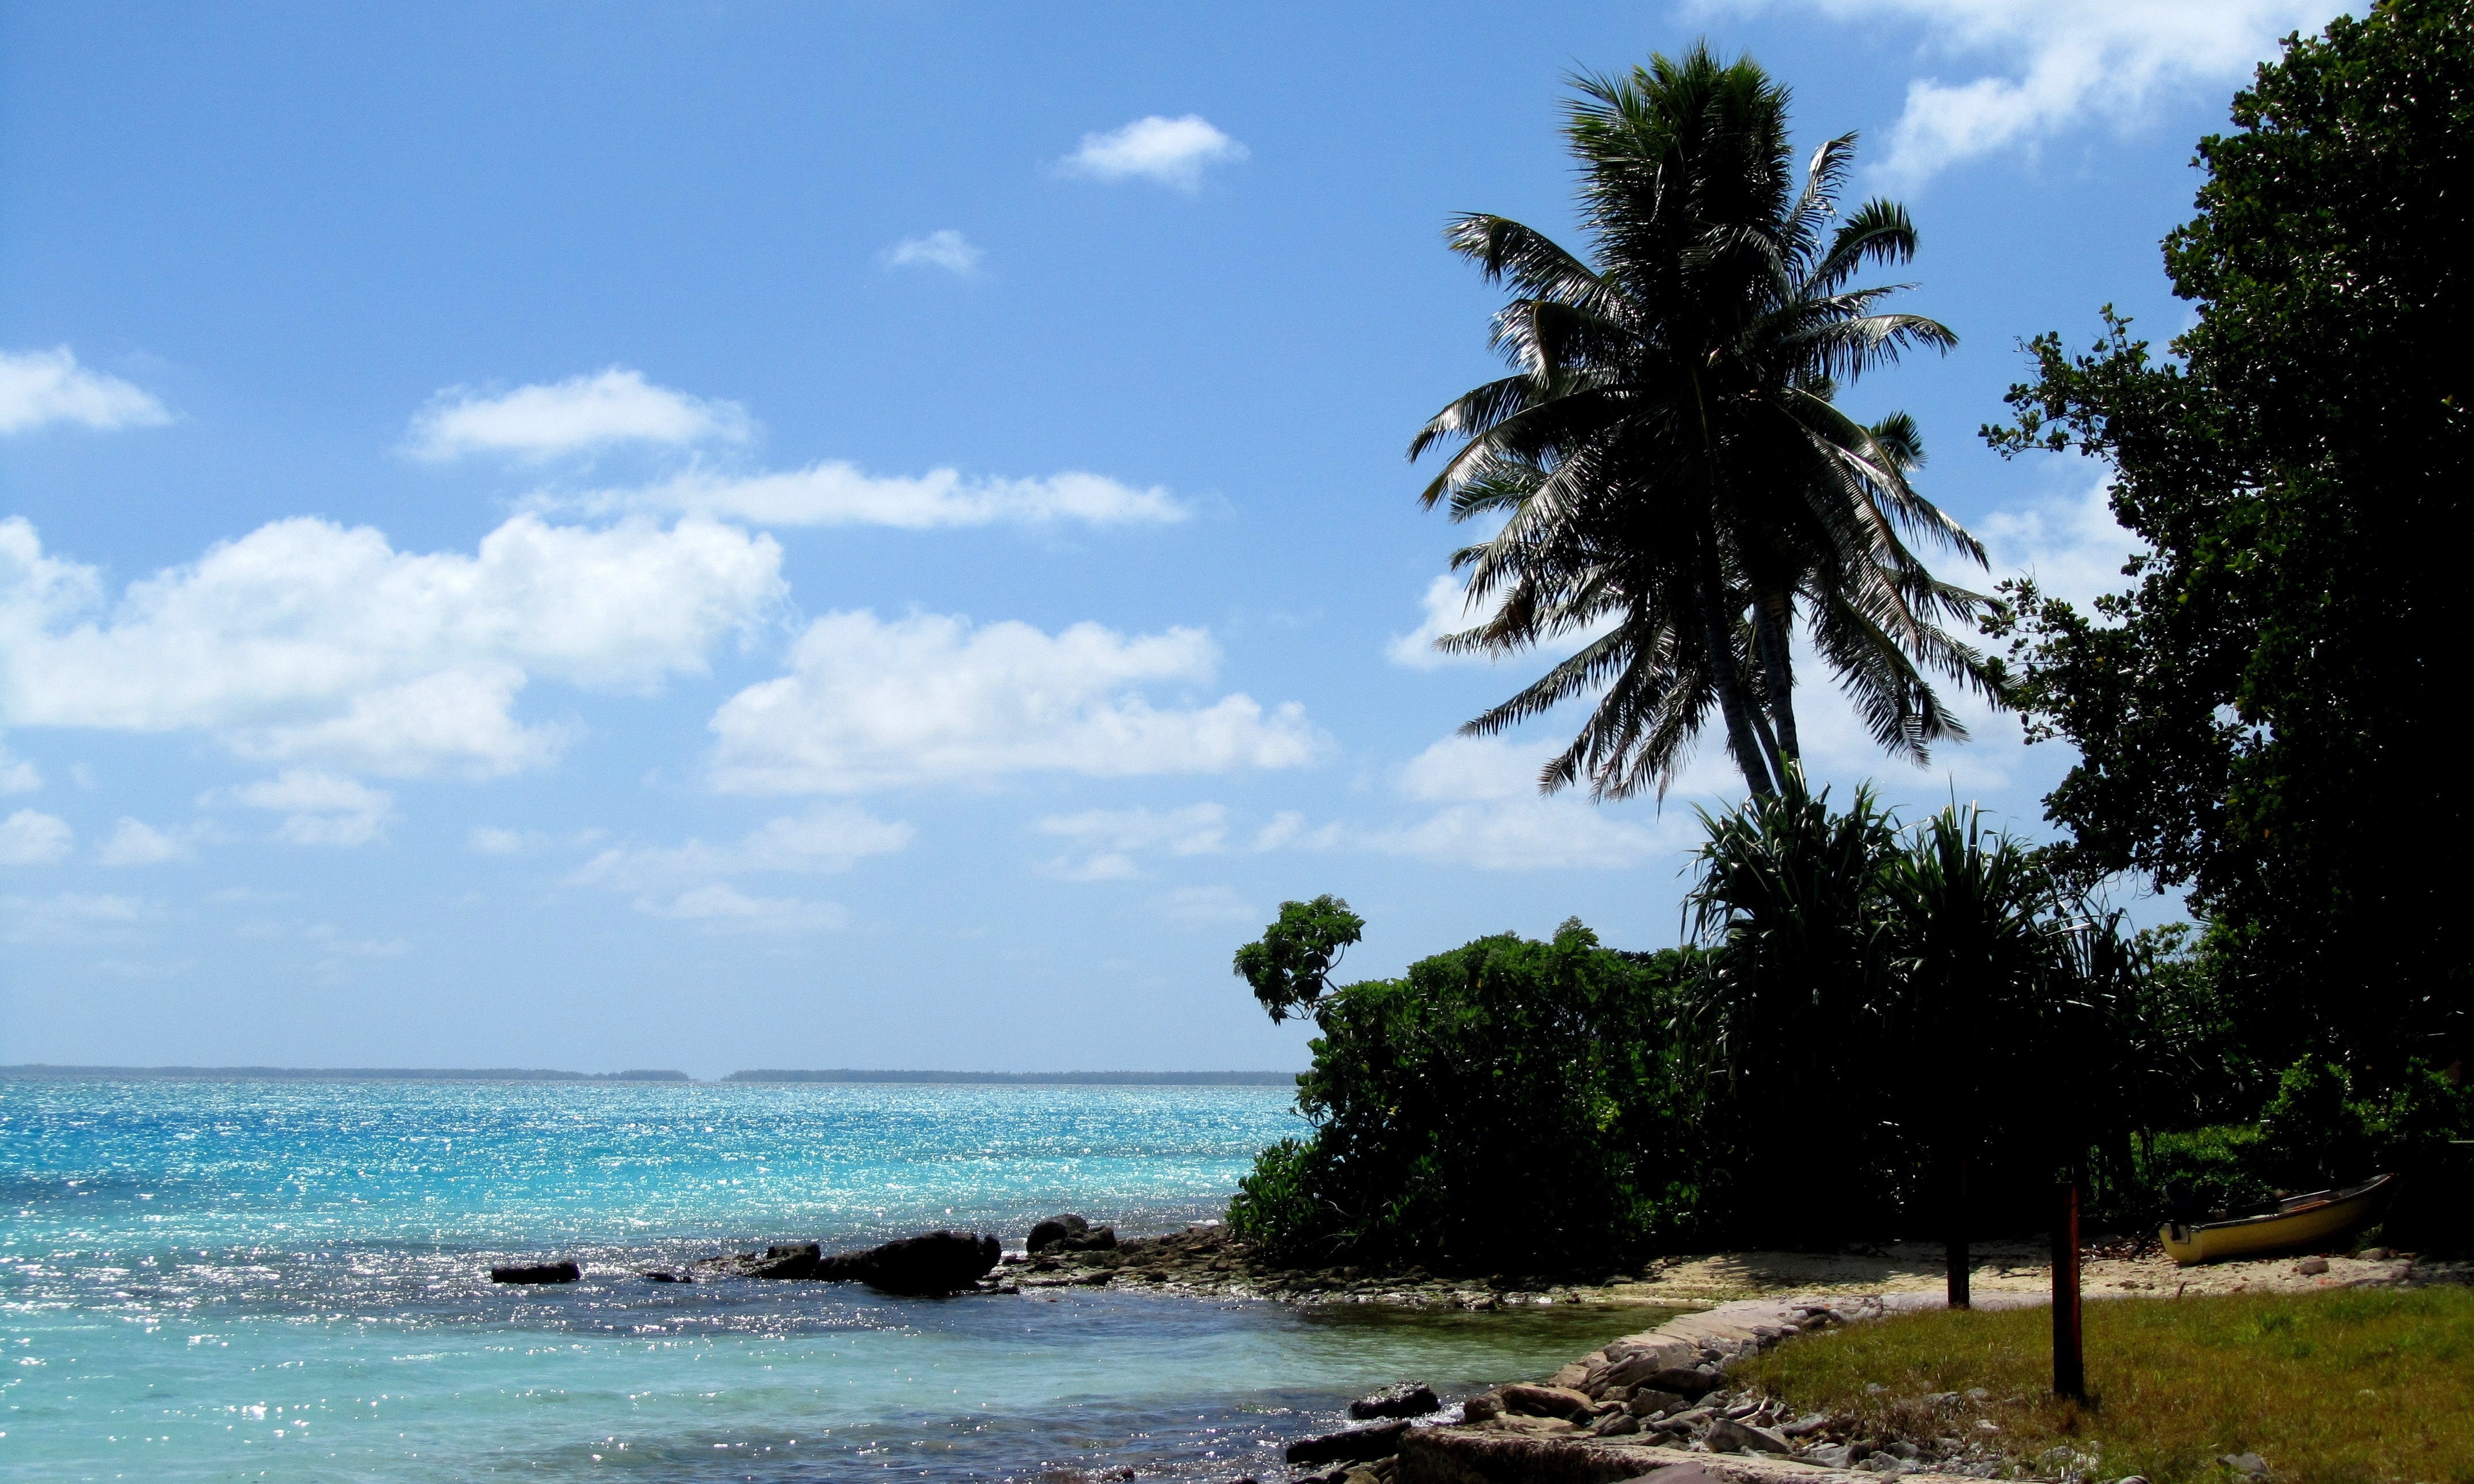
[{"left": 3, "top": 1080, "right": 1665, "bottom": 1482}]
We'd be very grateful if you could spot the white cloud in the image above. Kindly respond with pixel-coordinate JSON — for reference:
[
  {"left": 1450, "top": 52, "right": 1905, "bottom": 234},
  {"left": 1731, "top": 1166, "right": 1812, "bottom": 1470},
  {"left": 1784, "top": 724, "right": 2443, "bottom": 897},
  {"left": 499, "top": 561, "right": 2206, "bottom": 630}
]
[
  {"left": 0, "top": 745, "right": 39, "bottom": 794},
  {"left": 0, "top": 347, "right": 171, "bottom": 435},
  {"left": 1977, "top": 472, "right": 2139, "bottom": 613},
  {"left": 405, "top": 367, "right": 751, "bottom": 461},
  {"left": 638, "top": 883, "right": 849, "bottom": 934},
  {"left": 99, "top": 817, "right": 195, "bottom": 866},
  {"left": 574, "top": 805, "right": 914, "bottom": 893},
  {"left": 1036, "top": 802, "right": 1228, "bottom": 880},
  {"left": 468, "top": 825, "right": 531, "bottom": 855},
  {"left": 1060, "top": 115, "right": 1248, "bottom": 190},
  {"left": 0, "top": 808, "right": 74, "bottom": 864},
  {"left": 208, "top": 770, "right": 396, "bottom": 847},
  {"left": 886, "top": 229, "right": 984, "bottom": 274},
  {"left": 545, "top": 461, "right": 1185, "bottom": 529},
  {"left": 709, "top": 611, "right": 1325, "bottom": 794},
  {"left": 1, "top": 891, "right": 143, "bottom": 942},
  {"left": 1386, "top": 571, "right": 1618, "bottom": 669},
  {"left": 0, "top": 513, "right": 784, "bottom": 777},
  {"left": 1386, "top": 575, "right": 1482, "bottom": 670},
  {"left": 1717, "top": 1, "right": 2338, "bottom": 186}
]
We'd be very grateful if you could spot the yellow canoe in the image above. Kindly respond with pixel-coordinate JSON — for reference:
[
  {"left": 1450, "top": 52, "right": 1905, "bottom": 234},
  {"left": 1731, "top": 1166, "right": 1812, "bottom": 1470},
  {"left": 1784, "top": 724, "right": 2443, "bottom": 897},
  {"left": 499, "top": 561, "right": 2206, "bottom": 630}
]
[{"left": 2160, "top": 1174, "right": 2395, "bottom": 1266}]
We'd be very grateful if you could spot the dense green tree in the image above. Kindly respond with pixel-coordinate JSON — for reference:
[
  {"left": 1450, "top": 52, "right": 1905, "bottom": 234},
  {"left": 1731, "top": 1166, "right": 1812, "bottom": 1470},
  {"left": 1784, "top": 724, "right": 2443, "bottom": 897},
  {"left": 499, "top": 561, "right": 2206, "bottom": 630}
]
[
  {"left": 1408, "top": 45, "right": 1997, "bottom": 800},
  {"left": 1984, "top": 0, "right": 2473, "bottom": 1078}
]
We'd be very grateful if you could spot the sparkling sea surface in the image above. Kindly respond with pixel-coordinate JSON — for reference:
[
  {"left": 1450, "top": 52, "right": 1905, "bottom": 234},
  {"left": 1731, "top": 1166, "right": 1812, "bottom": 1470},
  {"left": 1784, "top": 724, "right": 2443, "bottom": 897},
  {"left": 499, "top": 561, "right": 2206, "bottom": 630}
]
[{"left": 1, "top": 1080, "right": 1662, "bottom": 1483}]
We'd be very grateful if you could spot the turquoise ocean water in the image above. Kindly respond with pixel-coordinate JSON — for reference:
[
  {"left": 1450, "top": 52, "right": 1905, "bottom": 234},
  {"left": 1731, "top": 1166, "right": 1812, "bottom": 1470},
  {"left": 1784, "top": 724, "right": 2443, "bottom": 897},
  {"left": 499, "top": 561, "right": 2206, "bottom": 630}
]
[{"left": 2, "top": 1080, "right": 1656, "bottom": 1483}]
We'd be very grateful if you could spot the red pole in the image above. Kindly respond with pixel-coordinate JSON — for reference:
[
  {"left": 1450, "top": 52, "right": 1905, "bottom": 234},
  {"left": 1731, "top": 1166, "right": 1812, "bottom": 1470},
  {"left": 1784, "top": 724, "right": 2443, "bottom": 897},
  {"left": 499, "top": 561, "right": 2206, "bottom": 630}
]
[{"left": 2052, "top": 1180, "right": 2084, "bottom": 1400}]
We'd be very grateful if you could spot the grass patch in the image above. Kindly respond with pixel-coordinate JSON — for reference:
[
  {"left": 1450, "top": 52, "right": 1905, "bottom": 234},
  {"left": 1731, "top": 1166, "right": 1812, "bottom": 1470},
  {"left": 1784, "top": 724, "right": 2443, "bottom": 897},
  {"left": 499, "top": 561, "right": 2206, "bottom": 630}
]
[{"left": 1734, "top": 1286, "right": 2474, "bottom": 1484}]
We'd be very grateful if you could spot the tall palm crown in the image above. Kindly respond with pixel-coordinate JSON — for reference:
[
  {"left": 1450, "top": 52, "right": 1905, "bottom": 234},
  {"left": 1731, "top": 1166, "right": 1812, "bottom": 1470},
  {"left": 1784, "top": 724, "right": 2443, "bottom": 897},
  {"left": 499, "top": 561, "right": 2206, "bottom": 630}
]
[{"left": 1410, "top": 47, "right": 1999, "bottom": 799}]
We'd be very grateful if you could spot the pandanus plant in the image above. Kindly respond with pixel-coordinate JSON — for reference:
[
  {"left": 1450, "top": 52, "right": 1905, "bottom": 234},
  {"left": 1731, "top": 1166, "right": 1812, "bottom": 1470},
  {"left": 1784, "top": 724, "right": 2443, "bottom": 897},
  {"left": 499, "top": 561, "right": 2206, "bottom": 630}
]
[{"left": 1409, "top": 45, "right": 2000, "bottom": 799}]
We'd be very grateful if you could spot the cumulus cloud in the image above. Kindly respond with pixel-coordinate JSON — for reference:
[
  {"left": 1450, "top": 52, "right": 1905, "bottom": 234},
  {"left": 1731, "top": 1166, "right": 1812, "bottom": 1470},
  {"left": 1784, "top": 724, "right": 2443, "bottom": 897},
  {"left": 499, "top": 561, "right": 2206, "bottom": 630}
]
[
  {"left": 0, "top": 808, "right": 74, "bottom": 864},
  {"left": 1719, "top": 0, "right": 2337, "bottom": 186},
  {"left": 886, "top": 229, "right": 984, "bottom": 274},
  {"left": 710, "top": 611, "right": 1324, "bottom": 794},
  {"left": 209, "top": 770, "right": 396, "bottom": 846},
  {"left": 543, "top": 461, "right": 1185, "bottom": 529},
  {"left": 1036, "top": 802, "right": 1229, "bottom": 880},
  {"left": 0, "top": 347, "right": 171, "bottom": 435},
  {"left": 99, "top": 817, "right": 195, "bottom": 866},
  {"left": 405, "top": 367, "right": 751, "bottom": 461},
  {"left": 1060, "top": 115, "right": 1248, "bottom": 190},
  {"left": 0, "top": 513, "right": 784, "bottom": 777},
  {"left": 1977, "top": 472, "right": 2140, "bottom": 613}
]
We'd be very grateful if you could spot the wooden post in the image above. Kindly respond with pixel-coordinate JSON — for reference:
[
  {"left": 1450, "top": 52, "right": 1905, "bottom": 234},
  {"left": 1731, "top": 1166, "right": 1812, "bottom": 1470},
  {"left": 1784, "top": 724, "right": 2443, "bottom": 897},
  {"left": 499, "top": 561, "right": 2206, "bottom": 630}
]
[
  {"left": 1946, "top": 1152, "right": 1970, "bottom": 1310},
  {"left": 2052, "top": 1179, "right": 2084, "bottom": 1400}
]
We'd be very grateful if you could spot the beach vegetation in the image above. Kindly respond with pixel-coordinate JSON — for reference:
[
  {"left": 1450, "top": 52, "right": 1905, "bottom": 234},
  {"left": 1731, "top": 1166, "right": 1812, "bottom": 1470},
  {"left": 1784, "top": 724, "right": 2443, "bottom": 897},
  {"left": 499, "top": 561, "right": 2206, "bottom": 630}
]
[{"left": 1734, "top": 1286, "right": 2474, "bottom": 1484}]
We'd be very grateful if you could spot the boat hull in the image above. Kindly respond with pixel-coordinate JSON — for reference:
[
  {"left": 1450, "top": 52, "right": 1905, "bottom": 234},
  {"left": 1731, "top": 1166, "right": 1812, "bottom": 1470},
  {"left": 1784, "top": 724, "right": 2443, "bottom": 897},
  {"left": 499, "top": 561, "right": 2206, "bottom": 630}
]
[{"left": 2160, "top": 1175, "right": 2394, "bottom": 1266}]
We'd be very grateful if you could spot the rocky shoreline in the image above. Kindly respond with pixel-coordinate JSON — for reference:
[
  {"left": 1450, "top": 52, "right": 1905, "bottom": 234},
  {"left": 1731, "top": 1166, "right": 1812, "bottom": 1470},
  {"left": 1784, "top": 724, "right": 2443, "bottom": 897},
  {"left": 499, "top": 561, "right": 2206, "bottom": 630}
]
[{"left": 490, "top": 1215, "right": 2469, "bottom": 1482}]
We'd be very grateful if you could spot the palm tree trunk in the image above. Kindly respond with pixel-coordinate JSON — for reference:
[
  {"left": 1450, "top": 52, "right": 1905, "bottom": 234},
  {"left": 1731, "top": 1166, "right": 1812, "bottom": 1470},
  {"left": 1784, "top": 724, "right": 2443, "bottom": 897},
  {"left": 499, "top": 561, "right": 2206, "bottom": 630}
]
[
  {"left": 1697, "top": 553, "right": 1776, "bottom": 798},
  {"left": 1753, "top": 588, "right": 1801, "bottom": 773},
  {"left": 1687, "top": 373, "right": 1776, "bottom": 799}
]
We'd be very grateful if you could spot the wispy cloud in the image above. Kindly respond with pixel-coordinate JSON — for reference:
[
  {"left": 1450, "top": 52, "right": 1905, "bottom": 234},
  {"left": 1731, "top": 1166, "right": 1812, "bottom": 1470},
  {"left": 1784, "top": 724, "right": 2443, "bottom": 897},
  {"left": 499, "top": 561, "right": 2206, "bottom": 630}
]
[
  {"left": 99, "top": 817, "right": 197, "bottom": 866},
  {"left": 405, "top": 367, "right": 751, "bottom": 461},
  {"left": 885, "top": 229, "right": 984, "bottom": 274},
  {"left": 1035, "top": 803, "right": 1229, "bottom": 880},
  {"left": 206, "top": 770, "right": 396, "bottom": 847},
  {"left": 1060, "top": 115, "right": 1247, "bottom": 191},
  {"left": 543, "top": 462, "right": 1185, "bottom": 529},
  {"left": 0, "top": 347, "right": 171, "bottom": 435}
]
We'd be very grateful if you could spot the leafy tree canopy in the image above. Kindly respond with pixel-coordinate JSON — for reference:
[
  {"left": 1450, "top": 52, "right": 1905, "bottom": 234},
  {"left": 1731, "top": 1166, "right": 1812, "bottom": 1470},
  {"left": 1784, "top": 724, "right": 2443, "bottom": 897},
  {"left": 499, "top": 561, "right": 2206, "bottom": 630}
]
[
  {"left": 1982, "top": 0, "right": 2473, "bottom": 1076},
  {"left": 1232, "top": 895, "right": 1365, "bottom": 1023}
]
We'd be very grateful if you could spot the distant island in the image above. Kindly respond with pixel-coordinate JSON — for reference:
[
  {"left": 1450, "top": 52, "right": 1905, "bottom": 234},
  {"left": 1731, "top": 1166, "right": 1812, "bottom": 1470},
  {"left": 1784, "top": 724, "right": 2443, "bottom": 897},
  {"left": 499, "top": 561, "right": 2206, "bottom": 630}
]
[
  {"left": 0, "top": 1065, "right": 692, "bottom": 1081},
  {"left": 721, "top": 1069, "right": 1298, "bottom": 1086}
]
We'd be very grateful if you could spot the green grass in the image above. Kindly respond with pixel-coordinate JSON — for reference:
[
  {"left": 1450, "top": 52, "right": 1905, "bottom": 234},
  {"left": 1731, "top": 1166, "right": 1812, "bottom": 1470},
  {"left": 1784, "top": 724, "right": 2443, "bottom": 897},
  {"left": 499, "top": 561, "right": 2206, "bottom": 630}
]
[{"left": 1734, "top": 1286, "right": 2474, "bottom": 1484}]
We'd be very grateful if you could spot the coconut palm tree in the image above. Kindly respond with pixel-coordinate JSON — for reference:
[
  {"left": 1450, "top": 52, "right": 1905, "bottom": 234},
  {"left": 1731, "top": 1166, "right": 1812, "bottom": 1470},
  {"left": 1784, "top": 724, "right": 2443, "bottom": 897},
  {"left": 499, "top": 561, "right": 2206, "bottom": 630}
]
[{"left": 1408, "top": 46, "right": 1998, "bottom": 799}]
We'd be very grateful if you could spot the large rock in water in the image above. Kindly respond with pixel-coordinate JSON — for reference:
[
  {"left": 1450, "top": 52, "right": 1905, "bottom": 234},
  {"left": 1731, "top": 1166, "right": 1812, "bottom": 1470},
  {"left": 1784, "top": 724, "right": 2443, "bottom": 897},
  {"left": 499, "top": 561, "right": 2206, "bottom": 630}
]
[
  {"left": 695, "top": 1232, "right": 1000, "bottom": 1294},
  {"left": 490, "top": 1260, "right": 581, "bottom": 1284},
  {"left": 1350, "top": 1382, "right": 1441, "bottom": 1420},
  {"left": 1026, "top": 1213, "right": 1118, "bottom": 1255}
]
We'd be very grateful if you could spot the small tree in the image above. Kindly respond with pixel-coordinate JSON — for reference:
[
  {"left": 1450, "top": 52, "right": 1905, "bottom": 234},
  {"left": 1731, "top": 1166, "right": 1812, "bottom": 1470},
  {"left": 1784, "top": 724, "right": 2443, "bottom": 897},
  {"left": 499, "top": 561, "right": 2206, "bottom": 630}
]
[{"left": 1231, "top": 895, "right": 1365, "bottom": 1023}]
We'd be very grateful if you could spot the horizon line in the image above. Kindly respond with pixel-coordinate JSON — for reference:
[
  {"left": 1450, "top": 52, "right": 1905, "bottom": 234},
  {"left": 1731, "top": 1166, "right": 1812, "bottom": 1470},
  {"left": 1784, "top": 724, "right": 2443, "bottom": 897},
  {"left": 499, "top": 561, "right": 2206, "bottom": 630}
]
[{"left": 0, "top": 1063, "right": 1301, "bottom": 1086}]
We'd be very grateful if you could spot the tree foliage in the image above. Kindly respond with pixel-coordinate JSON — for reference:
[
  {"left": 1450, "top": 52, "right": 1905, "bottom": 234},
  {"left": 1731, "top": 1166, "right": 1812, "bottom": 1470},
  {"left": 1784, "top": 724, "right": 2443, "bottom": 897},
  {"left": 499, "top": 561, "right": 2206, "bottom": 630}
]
[
  {"left": 1231, "top": 786, "right": 2172, "bottom": 1268},
  {"left": 1982, "top": 0, "right": 2474, "bottom": 1076},
  {"left": 1231, "top": 894, "right": 1365, "bottom": 1023}
]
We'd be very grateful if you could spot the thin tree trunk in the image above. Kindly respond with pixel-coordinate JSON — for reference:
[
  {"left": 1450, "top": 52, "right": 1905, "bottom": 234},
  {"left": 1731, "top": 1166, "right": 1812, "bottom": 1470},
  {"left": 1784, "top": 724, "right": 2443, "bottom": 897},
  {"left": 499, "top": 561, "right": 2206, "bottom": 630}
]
[
  {"left": 1698, "top": 547, "right": 1775, "bottom": 798},
  {"left": 1753, "top": 587, "right": 1801, "bottom": 774}
]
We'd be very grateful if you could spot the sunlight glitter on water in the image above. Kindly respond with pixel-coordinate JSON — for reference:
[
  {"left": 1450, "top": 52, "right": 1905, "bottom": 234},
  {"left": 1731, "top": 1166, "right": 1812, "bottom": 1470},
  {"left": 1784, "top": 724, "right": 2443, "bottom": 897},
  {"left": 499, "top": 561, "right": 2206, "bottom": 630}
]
[{"left": 1, "top": 1080, "right": 1664, "bottom": 1482}]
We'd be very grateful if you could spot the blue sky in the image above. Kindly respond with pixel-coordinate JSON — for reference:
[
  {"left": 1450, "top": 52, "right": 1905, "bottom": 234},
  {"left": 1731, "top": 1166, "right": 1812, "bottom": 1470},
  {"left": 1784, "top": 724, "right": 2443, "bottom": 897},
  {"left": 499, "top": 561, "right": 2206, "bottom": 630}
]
[{"left": 1, "top": 1, "right": 2343, "bottom": 1075}]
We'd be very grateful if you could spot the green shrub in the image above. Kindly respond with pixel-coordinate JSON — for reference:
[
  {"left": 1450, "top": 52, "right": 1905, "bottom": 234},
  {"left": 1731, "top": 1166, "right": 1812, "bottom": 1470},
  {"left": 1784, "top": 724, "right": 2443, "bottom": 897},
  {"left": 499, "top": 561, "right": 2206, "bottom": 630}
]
[{"left": 1229, "top": 918, "right": 1698, "bottom": 1273}]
